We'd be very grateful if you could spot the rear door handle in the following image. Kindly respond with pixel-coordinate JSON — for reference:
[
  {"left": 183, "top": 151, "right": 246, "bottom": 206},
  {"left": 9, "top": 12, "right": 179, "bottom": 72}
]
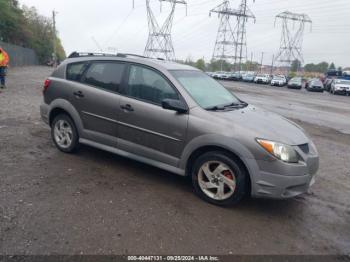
[
  {"left": 73, "top": 91, "right": 84, "bottom": 98},
  {"left": 120, "top": 104, "right": 134, "bottom": 112}
]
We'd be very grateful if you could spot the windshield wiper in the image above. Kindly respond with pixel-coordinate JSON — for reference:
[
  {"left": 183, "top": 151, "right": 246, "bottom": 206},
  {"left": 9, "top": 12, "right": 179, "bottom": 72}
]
[
  {"left": 223, "top": 102, "right": 248, "bottom": 108},
  {"left": 205, "top": 105, "right": 225, "bottom": 111}
]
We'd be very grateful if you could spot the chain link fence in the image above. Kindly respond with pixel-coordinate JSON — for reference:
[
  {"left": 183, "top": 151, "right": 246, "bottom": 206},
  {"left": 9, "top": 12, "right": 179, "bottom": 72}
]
[{"left": 0, "top": 41, "right": 38, "bottom": 67}]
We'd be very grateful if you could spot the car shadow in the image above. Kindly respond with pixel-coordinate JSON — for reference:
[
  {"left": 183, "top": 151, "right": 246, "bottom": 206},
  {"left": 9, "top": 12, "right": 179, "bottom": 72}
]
[{"left": 71, "top": 144, "right": 305, "bottom": 214}]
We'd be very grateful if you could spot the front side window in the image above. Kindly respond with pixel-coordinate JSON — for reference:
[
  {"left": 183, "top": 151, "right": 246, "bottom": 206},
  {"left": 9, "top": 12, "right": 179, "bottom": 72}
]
[
  {"left": 82, "top": 62, "right": 126, "bottom": 92},
  {"left": 126, "top": 65, "right": 179, "bottom": 105},
  {"left": 171, "top": 70, "right": 241, "bottom": 109}
]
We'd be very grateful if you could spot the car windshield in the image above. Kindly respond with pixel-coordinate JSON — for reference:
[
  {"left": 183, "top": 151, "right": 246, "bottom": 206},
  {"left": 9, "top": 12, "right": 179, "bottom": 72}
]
[
  {"left": 312, "top": 80, "right": 323, "bottom": 85},
  {"left": 335, "top": 80, "right": 350, "bottom": 85},
  {"left": 171, "top": 70, "right": 243, "bottom": 109},
  {"left": 273, "top": 77, "right": 284, "bottom": 80},
  {"left": 291, "top": 78, "right": 302, "bottom": 83}
]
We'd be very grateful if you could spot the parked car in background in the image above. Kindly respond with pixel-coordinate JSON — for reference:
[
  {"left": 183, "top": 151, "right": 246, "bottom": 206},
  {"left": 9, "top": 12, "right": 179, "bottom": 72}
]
[
  {"left": 40, "top": 52, "right": 319, "bottom": 206},
  {"left": 287, "top": 77, "right": 304, "bottom": 89},
  {"left": 306, "top": 79, "right": 324, "bottom": 92},
  {"left": 270, "top": 75, "right": 287, "bottom": 87},
  {"left": 323, "top": 78, "right": 334, "bottom": 92},
  {"left": 242, "top": 73, "right": 255, "bottom": 82},
  {"left": 206, "top": 72, "right": 214, "bottom": 77},
  {"left": 212, "top": 71, "right": 227, "bottom": 80},
  {"left": 227, "top": 72, "right": 242, "bottom": 81},
  {"left": 330, "top": 79, "right": 350, "bottom": 95},
  {"left": 254, "top": 74, "right": 271, "bottom": 84}
]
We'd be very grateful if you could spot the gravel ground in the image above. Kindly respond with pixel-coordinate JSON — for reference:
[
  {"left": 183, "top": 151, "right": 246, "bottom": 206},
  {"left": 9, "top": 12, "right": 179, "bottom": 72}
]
[{"left": 0, "top": 67, "right": 349, "bottom": 255}]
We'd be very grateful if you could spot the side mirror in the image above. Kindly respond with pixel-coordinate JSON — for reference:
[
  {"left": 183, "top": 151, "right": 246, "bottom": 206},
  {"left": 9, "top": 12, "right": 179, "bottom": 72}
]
[{"left": 162, "top": 99, "right": 188, "bottom": 114}]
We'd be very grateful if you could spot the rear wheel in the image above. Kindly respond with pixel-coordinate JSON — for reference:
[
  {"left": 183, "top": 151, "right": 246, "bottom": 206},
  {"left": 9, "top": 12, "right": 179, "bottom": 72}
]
[
  {"left": 51, "top": 114, "right": 79, "bottom": 153},
  {"left": 191, "top": 152, "right": 247, "bottom": 206}
]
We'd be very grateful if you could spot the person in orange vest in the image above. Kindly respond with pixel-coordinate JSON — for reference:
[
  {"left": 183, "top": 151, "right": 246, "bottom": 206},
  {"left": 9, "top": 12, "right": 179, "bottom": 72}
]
[{"left": 0, "top": 47, "right": 10, "bottom": 89}]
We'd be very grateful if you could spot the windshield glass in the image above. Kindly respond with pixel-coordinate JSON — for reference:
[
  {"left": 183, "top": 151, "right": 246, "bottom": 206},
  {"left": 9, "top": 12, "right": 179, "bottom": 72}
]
[
  {"left": 291, "top": 78, "right": 302, "bottom": 83},
  {"left": 335, "top": 80, "right": 350, "bottom": 85},
  {"left": 171, "top": 70, "right": 242, "bottom": 109}
]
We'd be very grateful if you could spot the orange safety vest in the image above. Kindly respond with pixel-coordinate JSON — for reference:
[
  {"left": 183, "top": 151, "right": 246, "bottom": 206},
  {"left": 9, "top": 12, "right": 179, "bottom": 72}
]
[{"left": 0, "top": 48, "right": 10, "bottom": 67}]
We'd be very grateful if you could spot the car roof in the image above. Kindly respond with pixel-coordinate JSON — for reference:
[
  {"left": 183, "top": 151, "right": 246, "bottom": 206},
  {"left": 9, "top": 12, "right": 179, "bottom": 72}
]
[{"left": 62, "top": 54, "right": 198, "bottom": 71}]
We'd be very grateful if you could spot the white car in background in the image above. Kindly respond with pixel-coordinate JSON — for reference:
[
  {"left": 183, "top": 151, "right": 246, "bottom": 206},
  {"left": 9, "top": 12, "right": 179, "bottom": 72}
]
[
  {"left": 271, "top": 75, "right": 287, "bottom": 86},
  {"left": 213, "top": 71, "right": 228, "bottom": 80},
  {"left": 330, "top": 79, "right": 350, "bottom": 95},
  {"left": 254, "top": 74, "right": 271, "bottom": 84}
]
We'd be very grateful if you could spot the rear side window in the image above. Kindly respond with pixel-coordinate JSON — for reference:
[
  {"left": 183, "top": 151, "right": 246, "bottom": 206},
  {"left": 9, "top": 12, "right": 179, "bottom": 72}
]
[
  {"left": 66, "top": 62, "right": 88, "bottom": 81},
  {"left": 125, "top": 65, "right": 179, "bottom": 105},
  {"left": 82, "top": 62, "right": 126, "bottom": 92}
]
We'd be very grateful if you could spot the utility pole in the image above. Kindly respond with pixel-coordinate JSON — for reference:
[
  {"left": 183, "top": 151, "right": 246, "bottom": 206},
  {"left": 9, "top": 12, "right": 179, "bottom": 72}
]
[
  {"left": 52, "top": 10, "right": 57, "bottom": 67},
  {"left": 250, "top": 52, "right": 253, "bottom": 71},
  {"left": 260, "top": 52, "right": 264, "bottom": 73},
  {"left": 274, "top": 11, "right": 312, "bottom": 74},
  {"left": 270, "top": 54, "right": 274, "bottom": 75},
  {"left": 210, "top": 0, "right": 255, "bottom": 71},
  {"left": 238, "top": 0, "right": 247, "bottom": 73}
]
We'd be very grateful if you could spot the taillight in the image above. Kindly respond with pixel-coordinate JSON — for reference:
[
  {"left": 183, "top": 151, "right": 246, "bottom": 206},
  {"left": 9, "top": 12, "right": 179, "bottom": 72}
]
[{"left": 43, "top": 79, "right": 51, "bottom": 93}]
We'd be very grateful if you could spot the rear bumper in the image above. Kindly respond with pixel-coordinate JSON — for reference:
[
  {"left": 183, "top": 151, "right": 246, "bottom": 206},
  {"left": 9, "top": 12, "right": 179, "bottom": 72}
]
[{"left": 40, "top": 103, "right": 50, "bottom": 125}]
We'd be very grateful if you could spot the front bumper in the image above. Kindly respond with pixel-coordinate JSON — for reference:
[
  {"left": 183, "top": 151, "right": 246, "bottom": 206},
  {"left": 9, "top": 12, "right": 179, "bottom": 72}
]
[
  {"left": 246, "top": 147, "right": 319, "bottom": 199},
  {"left": 288, "top": 85, "right": 302, "bottom": 89}
]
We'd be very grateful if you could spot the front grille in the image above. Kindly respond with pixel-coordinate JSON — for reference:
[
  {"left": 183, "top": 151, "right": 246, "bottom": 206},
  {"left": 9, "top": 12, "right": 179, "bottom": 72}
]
[{"left": 299, "top": 144, "right": 310, "bottom": 154}]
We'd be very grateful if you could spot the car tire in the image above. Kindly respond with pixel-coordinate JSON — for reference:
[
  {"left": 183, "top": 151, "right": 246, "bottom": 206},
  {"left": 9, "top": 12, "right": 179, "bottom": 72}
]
[
  {"left": 51, "top": 114, "right": 79, "bottom": 153},
  {"left": 191, "top": 151, "right": 247, "bottom": 206}
]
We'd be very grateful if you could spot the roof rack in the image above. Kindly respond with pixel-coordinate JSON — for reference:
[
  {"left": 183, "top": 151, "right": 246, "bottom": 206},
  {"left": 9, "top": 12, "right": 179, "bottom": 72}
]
[
  {"left": 116, "top": 53, "right": 148, "bottom": 59},
  {"left": 68, "top": 52, "right": 118, "bottom": 58}
]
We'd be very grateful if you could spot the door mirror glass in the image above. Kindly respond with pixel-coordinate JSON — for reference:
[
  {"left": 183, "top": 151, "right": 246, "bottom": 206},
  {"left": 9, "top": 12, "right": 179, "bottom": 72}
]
[{"left": 162, "top": 99, "right": 188, "bottom": 114}]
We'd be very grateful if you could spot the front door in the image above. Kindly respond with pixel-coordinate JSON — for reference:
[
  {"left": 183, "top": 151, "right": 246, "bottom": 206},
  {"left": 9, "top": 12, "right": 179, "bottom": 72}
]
[{"left": 117, "top": 64, "right": 188, "bottom": 166}]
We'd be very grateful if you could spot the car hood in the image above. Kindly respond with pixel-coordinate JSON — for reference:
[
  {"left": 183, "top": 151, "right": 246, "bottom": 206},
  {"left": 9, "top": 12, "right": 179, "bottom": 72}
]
[
  {"left": 215, "top": 105, "right": 309, "bottom": 145},
  {"left": 335, "top": 83, "right": 350, "bottom": 88}
]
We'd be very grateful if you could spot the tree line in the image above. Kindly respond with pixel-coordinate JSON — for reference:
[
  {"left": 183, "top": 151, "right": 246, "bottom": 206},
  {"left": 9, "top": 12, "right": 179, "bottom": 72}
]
[
  {"left": 0, "top": 0, "right": 65, "bottom": 63},
  {"left": 179, "top": 57, "right": 347, "bottom": 74},
  {"left": 177, "top": 58, "right": 261, "bottom": 72}
]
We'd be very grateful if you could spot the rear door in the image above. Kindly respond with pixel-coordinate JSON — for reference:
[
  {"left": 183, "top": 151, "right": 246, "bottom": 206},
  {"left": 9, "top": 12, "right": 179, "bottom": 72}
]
[
  {"left": 117, "top": 64, "right": 189, "bottom": 167},
  {"left": 68, "top": 61, "right": 127, "bottom": 147}
]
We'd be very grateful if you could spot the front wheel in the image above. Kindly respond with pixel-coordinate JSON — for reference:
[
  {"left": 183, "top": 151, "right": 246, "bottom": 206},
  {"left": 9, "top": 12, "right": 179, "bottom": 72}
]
[
  {"left": 191, "top": 152, "right": 247, "bottom": 206},
  {"left": 51, "top": 114, "right": 79, "bottom": 153}
]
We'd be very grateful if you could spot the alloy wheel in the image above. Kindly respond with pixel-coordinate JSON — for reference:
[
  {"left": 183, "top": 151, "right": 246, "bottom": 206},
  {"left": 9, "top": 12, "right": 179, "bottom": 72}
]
[
  {"left": 53, "top": 119, "right": 73, "bottom": 149},
  {"left": 197, "top": 161, "right": 236, "bottom": 201}
]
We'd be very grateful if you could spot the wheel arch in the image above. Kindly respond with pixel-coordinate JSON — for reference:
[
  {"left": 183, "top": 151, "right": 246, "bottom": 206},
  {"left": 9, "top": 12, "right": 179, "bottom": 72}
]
[
  {"left": 180, "top": 135, "right": 256, "bottom": 194},
  {"left": 48, "top": 99, "right": 83, "bottom": 136}
]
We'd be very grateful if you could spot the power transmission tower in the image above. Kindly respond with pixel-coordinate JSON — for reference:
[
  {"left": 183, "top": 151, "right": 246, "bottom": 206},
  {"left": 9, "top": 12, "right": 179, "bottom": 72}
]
[
  {"left": 210, "top": 0, "right": 255, "bottom": 71},
  {"left": 274, "top": 11, "right": 312, "bottom": 72},
  {"left": 144, "top": 0, "right": 187, "bottom": 60}
]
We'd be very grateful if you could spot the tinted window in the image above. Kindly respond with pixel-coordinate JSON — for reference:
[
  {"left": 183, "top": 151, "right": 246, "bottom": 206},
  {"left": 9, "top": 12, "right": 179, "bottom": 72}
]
[
  {"left": 126, "top": 65, "right": 179, "bottom": 105},
  {"left": 83, "top": 62, "right": 126, "bottom": 92},
  {"left": 66, "top": 62, "right": 88, "bottom": 81}
]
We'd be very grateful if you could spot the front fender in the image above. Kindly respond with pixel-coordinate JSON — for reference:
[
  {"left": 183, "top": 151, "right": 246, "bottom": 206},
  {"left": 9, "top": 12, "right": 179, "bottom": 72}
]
[{"left": 179, "top": 134, "right": 255, "bottom": 170}]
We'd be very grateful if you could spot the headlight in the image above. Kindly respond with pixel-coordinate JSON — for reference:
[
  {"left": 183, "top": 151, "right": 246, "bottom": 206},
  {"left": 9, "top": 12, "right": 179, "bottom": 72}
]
[{"left": 256, "top": 139, "right": 299, "bottom": 163}]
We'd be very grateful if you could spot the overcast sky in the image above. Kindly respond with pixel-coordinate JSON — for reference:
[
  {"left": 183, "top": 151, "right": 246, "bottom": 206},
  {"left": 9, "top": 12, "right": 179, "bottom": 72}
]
[{"left": 19, "top": 0, "right": 350, "bottom": 67}]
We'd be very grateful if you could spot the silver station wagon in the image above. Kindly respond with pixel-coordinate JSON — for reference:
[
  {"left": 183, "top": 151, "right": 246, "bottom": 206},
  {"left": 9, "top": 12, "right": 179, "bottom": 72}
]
[{"left": 40, "top": 52, "right": 319, "bottom": 206}]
